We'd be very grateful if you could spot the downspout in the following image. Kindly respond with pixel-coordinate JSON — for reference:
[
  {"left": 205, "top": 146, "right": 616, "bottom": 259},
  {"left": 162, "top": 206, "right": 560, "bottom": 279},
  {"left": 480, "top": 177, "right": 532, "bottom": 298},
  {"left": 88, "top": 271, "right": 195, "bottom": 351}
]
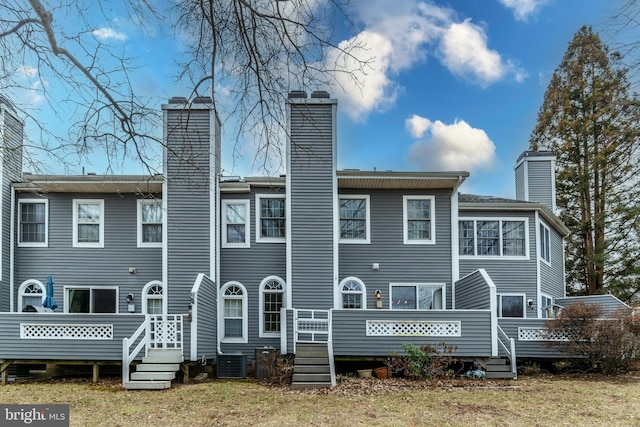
[
  {"left": 9, "top": 185, "right": 15, "bottom": 312},
  {"left": 215, "top": 173, "right": 222, "bottom": 355}
]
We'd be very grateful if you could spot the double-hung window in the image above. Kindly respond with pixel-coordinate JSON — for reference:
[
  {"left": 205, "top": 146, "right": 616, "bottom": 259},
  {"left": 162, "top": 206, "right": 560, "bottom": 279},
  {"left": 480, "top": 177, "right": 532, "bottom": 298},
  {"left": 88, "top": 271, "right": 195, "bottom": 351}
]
[
  {"left": 138, "top": 199, "right": 162, "bottom": 247},
  {"left": 65, "top": 286, "right": 117, "bottom": 313},
  {"left": 222, "top": 282, "right": 247, "bottom": 342},
  {"left": 403, "top": 196, "right": 435, "bottom": 244},
  {"left": 390, "top": 283, "right": 444, "bottom": 310},
  {"left": 256, "top": 195, "right": 285, "bottom": 242},
  {"left": 18, "top": 199, "right": 48, "bottom": 247},
  {"left": 339, "top": 277, "right": 366, "bottom": 309},
  {"left": 339, "top": 195, "right": 370, "bottom": 243},
  {"left": 222, "top": 200, "right": 250, "bottom": 248},
  {"left": 260, "top": 277, "right": 285, "bottom": 337},
  {"left": 73, "top": 199, "right": 104, "bottom": 247},
  {"left": 539, "top": 223, "right": 551, "bottom": 264},
  {"left": 458, "top": 218, "right": 528, "bottom": 258}
]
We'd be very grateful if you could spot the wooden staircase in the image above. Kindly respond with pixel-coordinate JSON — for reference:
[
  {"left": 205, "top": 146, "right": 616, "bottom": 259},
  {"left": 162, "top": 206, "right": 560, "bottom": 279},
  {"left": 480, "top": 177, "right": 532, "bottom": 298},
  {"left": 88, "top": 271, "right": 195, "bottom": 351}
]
[
  {"left": 291, "top": 343, "right": 334, "bottom": 389},
  {"left": 124, "top": 349, "right": 182, "bottom": 390},
  {"left": 476, "top": 357, "right": 517, "bottom": 379}
]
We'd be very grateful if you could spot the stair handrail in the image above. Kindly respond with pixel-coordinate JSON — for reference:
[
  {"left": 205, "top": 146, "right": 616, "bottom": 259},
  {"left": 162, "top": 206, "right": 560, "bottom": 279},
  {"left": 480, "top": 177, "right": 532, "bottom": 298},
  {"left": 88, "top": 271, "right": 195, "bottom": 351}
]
[
  {"left": 496, "top": 325, "right": 517, "bottom": 379},
  {"left": 327, "top": 310, "right": 336, "bottom": 387},
  {"left": 122, "top": 315, "right": 151, "bottom": 387}
]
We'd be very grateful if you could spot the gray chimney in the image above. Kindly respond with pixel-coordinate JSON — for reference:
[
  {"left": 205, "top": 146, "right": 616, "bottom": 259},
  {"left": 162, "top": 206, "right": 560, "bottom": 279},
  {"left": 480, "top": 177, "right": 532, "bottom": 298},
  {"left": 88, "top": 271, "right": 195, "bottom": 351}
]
[{"left": 514, "top": 150, "right": 556, "bottom": 211}]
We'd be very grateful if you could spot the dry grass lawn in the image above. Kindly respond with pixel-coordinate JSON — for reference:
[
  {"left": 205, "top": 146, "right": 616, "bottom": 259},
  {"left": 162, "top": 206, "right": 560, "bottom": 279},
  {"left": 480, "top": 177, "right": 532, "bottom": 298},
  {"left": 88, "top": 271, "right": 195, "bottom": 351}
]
[{"left": 1, "top": 375, "right": 640, "bottom": 426}]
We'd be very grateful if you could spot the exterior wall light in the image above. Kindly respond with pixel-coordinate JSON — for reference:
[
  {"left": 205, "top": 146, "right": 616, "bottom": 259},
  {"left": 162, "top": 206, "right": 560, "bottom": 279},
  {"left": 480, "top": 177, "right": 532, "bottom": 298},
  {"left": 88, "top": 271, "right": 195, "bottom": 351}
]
[{"left": 375, "top": 290, "right": 382, "bottom": 309}]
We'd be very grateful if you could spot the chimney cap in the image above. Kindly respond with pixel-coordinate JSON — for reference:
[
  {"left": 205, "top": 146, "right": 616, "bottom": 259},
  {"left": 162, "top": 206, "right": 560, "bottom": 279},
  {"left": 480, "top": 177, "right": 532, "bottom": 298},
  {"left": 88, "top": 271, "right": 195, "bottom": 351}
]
[
  {"left": 168, "top": 96, "right": 188, "bottom": 104},
  {"left": 310, "top": 91, "right": 330, "bottom": 99},
  {"left": 193, "top": 96, "right": 213, "bottom": 104},
  {"left": 288, "top": 90, "right": 307, "bottom": 99}
]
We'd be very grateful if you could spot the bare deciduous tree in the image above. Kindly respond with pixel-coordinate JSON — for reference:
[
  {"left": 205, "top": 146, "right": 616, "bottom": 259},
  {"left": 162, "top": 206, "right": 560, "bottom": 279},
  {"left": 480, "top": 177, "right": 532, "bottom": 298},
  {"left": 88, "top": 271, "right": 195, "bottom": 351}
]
[{"left": 0, "top": 0, "right": 366, "bottom": 174}]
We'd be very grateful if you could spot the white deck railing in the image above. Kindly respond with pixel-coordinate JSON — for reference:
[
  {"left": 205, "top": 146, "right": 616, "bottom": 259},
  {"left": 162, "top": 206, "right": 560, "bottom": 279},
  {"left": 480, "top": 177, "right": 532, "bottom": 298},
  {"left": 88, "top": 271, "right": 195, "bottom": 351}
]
[
  {"left": 294, "top": 309, "right": 331, "bottom": 344},
  {"left": 497, "top": 325, "right": 517, "bottom": 379},
  {"left": 122, "top": 315, "right": 183, "bottom": 386}
]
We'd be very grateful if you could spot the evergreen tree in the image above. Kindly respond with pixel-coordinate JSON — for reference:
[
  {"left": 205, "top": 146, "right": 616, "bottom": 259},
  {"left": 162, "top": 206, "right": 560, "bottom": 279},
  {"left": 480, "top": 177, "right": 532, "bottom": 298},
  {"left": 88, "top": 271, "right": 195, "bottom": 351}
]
[{"left": 530, "top": 26, "right": 640, "bottom": 298}]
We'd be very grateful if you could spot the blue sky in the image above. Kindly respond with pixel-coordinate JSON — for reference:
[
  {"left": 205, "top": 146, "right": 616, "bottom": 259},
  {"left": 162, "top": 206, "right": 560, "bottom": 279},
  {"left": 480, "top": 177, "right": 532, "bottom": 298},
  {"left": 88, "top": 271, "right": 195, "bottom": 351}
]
[{"left": 14, "top": 0, "right": 629, "bottom": 198}]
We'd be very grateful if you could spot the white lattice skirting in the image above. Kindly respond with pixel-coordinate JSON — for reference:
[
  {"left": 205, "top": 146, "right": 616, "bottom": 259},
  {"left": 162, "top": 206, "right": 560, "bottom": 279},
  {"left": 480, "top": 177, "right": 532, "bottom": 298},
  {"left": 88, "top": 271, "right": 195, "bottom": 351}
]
[
  {"left": 518, "top": 327, "right": 570, "bottom": 342},
  {"left": 366, "top": 320, "right": 461, "bottom": 337},
  {"left": 20, "top": 323, "right": 114, "bottom": 340}
]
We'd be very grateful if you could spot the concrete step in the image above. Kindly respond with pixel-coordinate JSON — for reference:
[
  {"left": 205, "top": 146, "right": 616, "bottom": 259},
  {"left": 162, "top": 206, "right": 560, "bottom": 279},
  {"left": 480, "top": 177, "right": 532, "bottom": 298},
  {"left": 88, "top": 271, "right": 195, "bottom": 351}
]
[
  {"left": 294, "top": 365, "right": 330, "bottom": 374},
  {"left": 124, "top": 380, "right": 172, "bottom": 390},
  {"left": 130, "top": 371, "right": 176, "bottom": 381},
  {"left": 294, "top": 357, "right": 329, "bottom": 365},
  {"left": 135, "top": 363, "right": 180, "bottom": 372},
  {"left": 292, "top": 373, "right": 331, "bottom": 383}
]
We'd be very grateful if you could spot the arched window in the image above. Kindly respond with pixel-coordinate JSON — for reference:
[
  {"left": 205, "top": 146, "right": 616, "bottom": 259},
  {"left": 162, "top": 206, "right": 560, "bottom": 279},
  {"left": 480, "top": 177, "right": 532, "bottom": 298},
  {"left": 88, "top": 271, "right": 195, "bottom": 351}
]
[
  {"left": 339, "top": 277, "right": 366, "bottom": 309},
  {"left": 221, "top": 282, "right": 247, "bottom": 342},
  {"left": 142, "top": 281, "right": 164, "bottom": 314},
  {"left": 18, "top": 280, "right": 45, "bottom": 311},
  {"left": 259, "top": 276, "right": 285, "bottom": 337}
]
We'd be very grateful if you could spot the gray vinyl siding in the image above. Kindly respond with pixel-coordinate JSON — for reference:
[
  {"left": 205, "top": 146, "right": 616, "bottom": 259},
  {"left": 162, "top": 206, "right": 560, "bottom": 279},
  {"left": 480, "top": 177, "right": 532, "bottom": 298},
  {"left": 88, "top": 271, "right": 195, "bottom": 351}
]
[
  {"left": 556, "top": 295, "right": 630, "bottom": 315},
  {"left": 192, "top": 274, "right": 217, "bottom": 361},
  {"left": 539, "top": 219, "right": 564, "bottom": 298},
  {"left": 527, "top": 160, "right": 554, "bottom": 209},
  {"left": 164, "top": 106, "right": 214, "bottom": 315},
  {"left": 15, "top": 192, "right": 161, "bottom": 313},
  {"left": 331, "top": 310, "right": 492, "bottom": 357},
  {"left": 498, "top": 318, "right": 568, "bottom": 359},
  {"left": 339, "top": 189, "right": 453, "bottom": 309},
  {"left": 454, "top": 270, "right": 491, "bottom": 310},
  {"left": 459, "top": 210, "right": 538, "bottom": 317},
  {"left": 0, "top": 107, "right": 23, "bottom": 312},
  {"left": 514, "top": 162, "right": 525, "bottom": 201},
  {"left": 289, "top": 100, "right": 336, "bottom": 309},
  {"left": 0, "top": 313, "right": 146, "bottom": 360},
  {"left": 219, "top": 189, "right": 286, "bottom": 355}
]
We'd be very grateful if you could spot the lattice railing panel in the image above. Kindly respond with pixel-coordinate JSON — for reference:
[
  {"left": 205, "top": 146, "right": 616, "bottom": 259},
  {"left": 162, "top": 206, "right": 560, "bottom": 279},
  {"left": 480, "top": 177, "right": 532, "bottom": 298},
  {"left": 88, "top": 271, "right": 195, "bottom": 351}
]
[
  {"left": 149, "top": 315, "right": 183, "bottom": 349},
  {"left": 366, "top": 320, "right": 461, "bottom": 337},
  {"left": 518, "top": 327, "right": 571, "bottom": 341},
  {"left": 20, "top": 323, "right": 113, "bottom": 340}
]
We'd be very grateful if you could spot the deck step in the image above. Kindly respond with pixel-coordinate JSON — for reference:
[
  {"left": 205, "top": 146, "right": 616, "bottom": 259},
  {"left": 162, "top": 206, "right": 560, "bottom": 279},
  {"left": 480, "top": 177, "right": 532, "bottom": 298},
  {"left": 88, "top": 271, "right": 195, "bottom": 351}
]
[
  {"left": 290, "top": 381, "right": 331, "bottom": 389},
  {"left": 294, "top": 357, "right": 329, "bottom": 365},
  {"left": 135, "top": 363, "right": 180, "bottom": 372},
  {"left": 130, "top": 371, "right": 176, "bottom": 381},
  {"left": 294, "top": 365, "right": 330, "bottom": 374},
  {"left": 292, "top": 343, "right": 333, "bottom": 389},
  {"left": 124, "top": 380, "right": 172, "bottom": 390},
  {"left": 142, "top": 355, "right": 183, "bottom": 364},
  {"left": 292, "top": 373, "right": 331, "bottom": 383}
]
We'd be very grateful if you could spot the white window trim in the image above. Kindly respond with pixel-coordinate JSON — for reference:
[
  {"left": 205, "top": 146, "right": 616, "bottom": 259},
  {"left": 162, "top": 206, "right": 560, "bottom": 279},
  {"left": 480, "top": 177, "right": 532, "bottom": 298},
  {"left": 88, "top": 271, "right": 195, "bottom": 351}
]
[
  {"left": 539, "top": 222, "right": 551, "bottom": 266},
  {"left": 338, "top": 276, "right": 367, "bottom": 309},
  {"left": 63, "top": 286, "right": 119, "bottom": 314},
  {"left": 540, "top": 293, "right": 553, "bottom": 319},
  {"left": 18, "top": 279, "right": 45, "bottom": 310},
  {"left": 221, "top": 281, "right": 248, "bottom": 343},
  {"left": 497, "top": 293, "right": 526, "bottom": 318},
  {"left": 255, "top": 194, "right": 286, "bottom": 243},
  {"left": 222, "top": 199, "right": 250, "bottom": 248},
  {"left": 259, "top": 276, "right": 286, "bottom": 338},
  {"left": 18, "top": 199, "right": 49, "bottom": 247},
  {"left": 141, "top": 280, "right": 164, "bottom": 314},
  {"left": 459, "top": 217, "right": 530, "bottom": 260},
  {"left": 403, "top": 195, "right": 436, "bottom": 245},
  {"left": 389, "top": 282, "right": 446, "bottom": 310},
  {"left": 72, "top": 199, "right": 104, "bottom": 248},
  {"left": 137, "top": 199, "right": 163, "bottom": 248},
  {"left": 339, "top": 195, "right": 371, "bottom": 244}
]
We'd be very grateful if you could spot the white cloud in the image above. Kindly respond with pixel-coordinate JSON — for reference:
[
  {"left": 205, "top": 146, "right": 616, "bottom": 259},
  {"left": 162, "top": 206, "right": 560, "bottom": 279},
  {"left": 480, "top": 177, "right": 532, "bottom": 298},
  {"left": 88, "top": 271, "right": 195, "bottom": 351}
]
[
  {"left": 405, "top": 115, "right": 496, "bottom": 171},
  {"left": 499, "top": 0, "right": 549, "bottom": 21},
  {"left": 92, "top": 27, "right": 127, "bottom": 41},
  {"left": 16, "top": 65, "right": 37, "bottom": 78},
  {"left": 438, "top": 19, "right": 523, "bottom": 87},
  {"left": 405, "top": 114, "right": 432, "bottom": 139},
  {"left": 327, "top": 1, "right": 524, "bottom": 120}
]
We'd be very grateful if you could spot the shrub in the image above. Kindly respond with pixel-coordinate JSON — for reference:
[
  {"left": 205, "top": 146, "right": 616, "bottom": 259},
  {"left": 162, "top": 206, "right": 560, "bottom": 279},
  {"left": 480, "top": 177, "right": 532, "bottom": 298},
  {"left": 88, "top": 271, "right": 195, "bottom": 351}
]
[
  {"left": 545, "top": 301, "right": 640, "bottom": 375},
  {"left": 385, "top": 342, "right": 459, "bottom": 380}
]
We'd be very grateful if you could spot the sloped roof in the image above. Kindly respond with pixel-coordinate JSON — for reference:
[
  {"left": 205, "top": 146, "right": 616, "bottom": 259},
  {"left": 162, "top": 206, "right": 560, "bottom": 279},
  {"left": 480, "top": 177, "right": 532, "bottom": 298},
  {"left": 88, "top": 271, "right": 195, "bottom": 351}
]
[{"left": 13, "top": 174, "right": 163, "bottom": 194}]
